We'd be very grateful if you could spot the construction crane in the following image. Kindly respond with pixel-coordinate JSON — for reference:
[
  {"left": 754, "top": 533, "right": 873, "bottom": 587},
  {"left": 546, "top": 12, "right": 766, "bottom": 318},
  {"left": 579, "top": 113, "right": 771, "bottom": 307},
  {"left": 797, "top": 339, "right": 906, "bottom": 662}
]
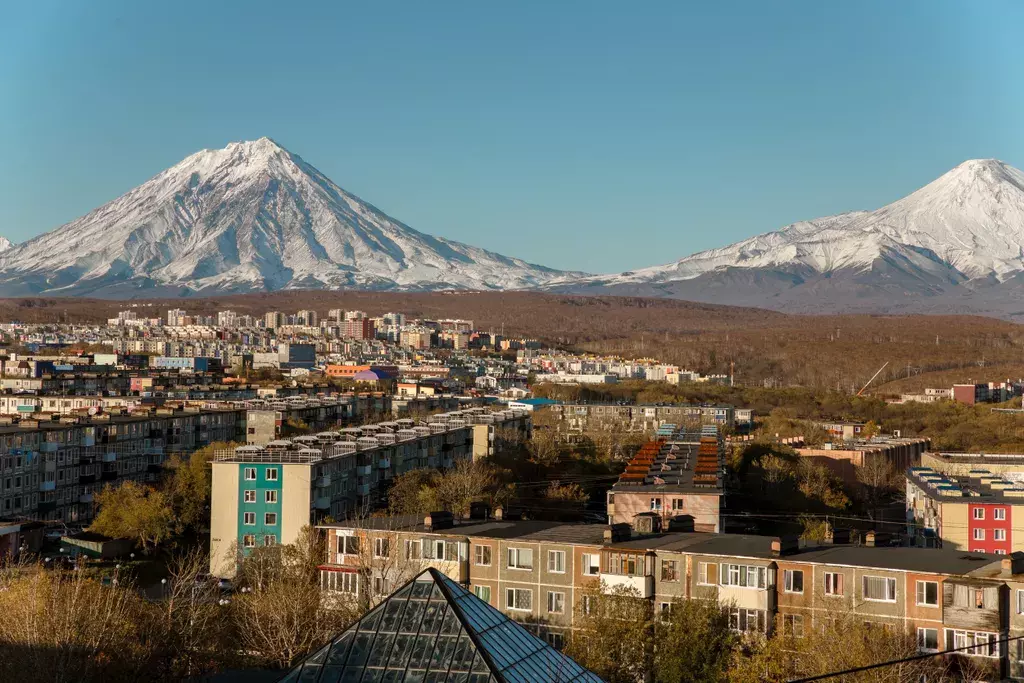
[{"left": 856, "top": 361, "right": 889, "bottom": 397}]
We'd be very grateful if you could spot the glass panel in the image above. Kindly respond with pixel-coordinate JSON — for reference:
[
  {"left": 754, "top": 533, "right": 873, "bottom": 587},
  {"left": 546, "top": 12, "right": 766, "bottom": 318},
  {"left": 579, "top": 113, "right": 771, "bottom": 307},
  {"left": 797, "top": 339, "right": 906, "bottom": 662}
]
[
  {"left": 299, "top": 664, "right": 322, "bottom": 682},
  {"left": 411, "top": 579, "right": 433, "bottom": 599},
  {"left": 440, "top": 605, "right": 462, "bottom": 635},
  {"left": 347, "top": 632, "right": 374, "bottom": 669},
  {"left": 400, "top": 599, "right": 426, "bottom": 633},
  {"left": 389, "top": 633, "right": 415, "bottom": 668},
  {"left": 380, "top": 596, "right": 408, "bottom": 632},
  {"left": 318, "top": 665, "right": 344, "bottom": 683},
  {"left": 360, "top": 607, "right": 383, "bottom": 632},
  {"left": 277, "top": 669, "right": 301, "bottom": 683},
  {"left": 306, "top": 642, "right": 331, "bottom": 665},
  {"left": 421, "top": 600, "right": 445, "bottom": 634},
  {"left": 326, "top": 630, "right": 355, "bottom": 665},
  {"left": 408, "top": 633, "right": 435, "bottom": 670},
  {"left": 366, "top": 632, "right": 395, "bottom": 668}
]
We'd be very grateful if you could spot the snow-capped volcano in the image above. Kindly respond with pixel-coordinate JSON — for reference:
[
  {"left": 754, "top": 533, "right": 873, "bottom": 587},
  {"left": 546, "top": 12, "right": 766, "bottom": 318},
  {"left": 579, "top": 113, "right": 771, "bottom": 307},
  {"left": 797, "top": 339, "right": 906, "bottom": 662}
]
[
  {"left": 0, "top": 138, "right": 575, "bottom": 296},
  {"left": 0, "top": 237, "right": 13, "bottom": 253},
  {"left": 552, "top": 159, "right": 1024, "bottom": 318}
]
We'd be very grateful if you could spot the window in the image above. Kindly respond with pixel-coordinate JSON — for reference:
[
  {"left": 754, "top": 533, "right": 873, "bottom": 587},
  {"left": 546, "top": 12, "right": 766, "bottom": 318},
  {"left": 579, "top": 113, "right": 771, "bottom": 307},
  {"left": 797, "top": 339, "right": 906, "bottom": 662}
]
[
  {"left": 661, "top": 559, "right": 680, "bottom": 582},
  {"left": 263, "top": 535, "right": 277, "bottom": 546},
  {"left": 242, "top": 534, "right": 256, "bottom": 548},
  {"left": 265, "top": 490, "right": 278, "bottom": 504},
  {"left": 474, "top": 585, "right": 491, "bottom": 603},
  {"left": 671, "top": 499, "right": 684, "bottom": 511},
  {"left": 863, "top": 576, "right": 897, "bottom": 602},
  {"left": 782, "top": 613, "right": 804, "bottom": 638},
  {"left": 658, "top": 602, "right": 673, "bottom": 621},
  {"left": 824, "top": 572, "right": 844, "bottom": 596},
  {"left": 506, "top": 588, "right": 533, "bottom": 611},
  {"left": 475, "top": 545, "right": 492, "bottom": 566},
  {"left": 405, "top": 539, "right": 421, "bottom": 560},
  {"left": 698, "top": 562, "right": 718, "bottom": 586},
  {"left": 1017, "top": 639, "right": 1024, "bottom": 663},
  {"left": 975, "top": 589, "right": 985, "bottom": 609},
  {"left": 507, "top": 547, "right": 534, "bottom": 570},
  {"left": 994, "top": 508, "right": 1007, "bottom": 521},
  {"left": 721, "top": 564, "right": 766, "bottom": 589},
  {"left": 432, "top": 540, "right": 447, "bottom": 561},
  {"left": 581, "top": 553, "right": 599, "bottom": 576},
  {"left": 994, "top": 529, "right": 1007, "bottom": 541},
  {"left": 650, "top": 497, "right": 662, "bottom": 511},
  {"left": 973, "top": 528, "right": 985, "bottom": 541},
  {"left": 948, "top": 629, "right": 1001, "bottom": 658},
  {"left": 547, "top": 591, "right": 565, "bottom": 614},
  {"left": 607, "top": 552, "right": 644, "bottom": 576},
  {"left": 264, "top": 512, "right": 277, "bottom": 526},
  {"left": 243, "top": 511, "right": 255, "bottom": 525},
  {"left": 374, "top": 537, "right": 390, "bottom": 559},
  {"left": 916, "top": 580, "right": 939, "bottom": 607},
  {"left": 547, "top": 550, "right": 566, "bottom": 573},
  {"left": 1017, "top": 589, "right": 1024, "bottom": 615},
  {"left": 243, "top": 490, "right": 256, "bottom": 503},
  {"left": 727, "top": 608, "right": 765, "bottom": 633},
  {"left": 339, "top": 535, "right": 360, "bottom": 555},
  {"left": 244, "top": 467, "right": 256, "bottom": 480},
  {"left": 582, "top": 595, "right": 595, "bottom": 615},
  {"left": 266, "top": 467, "right": 278, "bottom": 481},
  {"left": 973, "top": 508, "right": 985, "bottom": 520},
  {"left": 783, "top": 569, "right": 804, "bottom": 594},
  {"left": 918, "top": 628, "right": 938, "bottom": 652},
  {"left": 546, "top": 632, "right": 565, "bottom": 650}
]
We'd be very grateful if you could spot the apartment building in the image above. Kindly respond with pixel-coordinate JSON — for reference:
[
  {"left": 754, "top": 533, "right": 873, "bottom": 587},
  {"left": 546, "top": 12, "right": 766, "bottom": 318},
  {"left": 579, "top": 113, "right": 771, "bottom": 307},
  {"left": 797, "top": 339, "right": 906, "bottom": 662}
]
[
  {"left": 796, "top": 437, "right": 930, "bottom": 486},
  {"left": 209, "top": 408, "right": 531, "bottom": 578},
  {"left": 549, "top": 402, "right": 752, "bottom": 432},
  {"left": 242, "top": 396, "right": 361, "bottom": 444},
  {"left": 607, "top": 426, "right": 724, "bottom": 532},
  {"left": 0, "top": 406, "right": 243, "bottom": 524},
  {"left": 907, "top": 465, "right": 1024, "bottom": 552},
  {"left": 316, "top": 515, "right": 1024, "bottom": 678}
]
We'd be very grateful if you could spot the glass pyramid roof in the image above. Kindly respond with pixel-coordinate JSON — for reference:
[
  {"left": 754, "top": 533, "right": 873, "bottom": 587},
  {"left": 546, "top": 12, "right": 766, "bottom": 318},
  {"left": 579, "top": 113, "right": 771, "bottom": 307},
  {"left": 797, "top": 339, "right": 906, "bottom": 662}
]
[{"left": 278, "top": 567, "right": 604, "bottom": 683}]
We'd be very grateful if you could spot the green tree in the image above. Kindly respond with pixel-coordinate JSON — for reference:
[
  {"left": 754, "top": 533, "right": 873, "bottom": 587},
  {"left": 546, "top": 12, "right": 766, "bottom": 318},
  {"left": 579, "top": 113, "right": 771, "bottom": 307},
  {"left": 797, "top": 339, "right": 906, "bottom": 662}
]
[
  {"left": 167, "top": 441, "right": 237, "bottom": 534},
  {"left": 90, "top": 481, "right": 174, "bottom": 551},
  {"left": 654, "top": 598, "right": 736, "bottom": 683},
  {"left": 564, "top": 583, "right": 652, "bottom": 683}
]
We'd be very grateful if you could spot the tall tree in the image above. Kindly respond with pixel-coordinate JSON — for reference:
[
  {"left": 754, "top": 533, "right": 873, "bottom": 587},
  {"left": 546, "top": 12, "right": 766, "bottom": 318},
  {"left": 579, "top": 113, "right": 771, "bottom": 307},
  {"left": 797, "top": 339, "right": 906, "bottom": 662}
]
[
  {"left": 90, "top": 481, "right": 174, "bottom": 551},
  {"left": 654, "top": 598, "right": 737, "bottom": 683},
  {"left": 564, "top": 584, "right": 653, "bottom": 683}
]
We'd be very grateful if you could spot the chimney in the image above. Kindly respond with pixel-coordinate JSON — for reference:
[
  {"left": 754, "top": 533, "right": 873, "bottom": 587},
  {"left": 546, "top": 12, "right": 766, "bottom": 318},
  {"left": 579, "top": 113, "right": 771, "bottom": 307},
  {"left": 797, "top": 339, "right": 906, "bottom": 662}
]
[
  {"left": 1003, "top": 551, "right": 1024, "bottom": 574},
  {"left": 604, "top": 523, "right": 632, "bottom": 544},
  {"left": 770, "top": 539, "right": 782, "bottom": 557},
  {"left": 865, "top": 531, "right": 876, "bottom": 547},
  {"left": 493, "top": 506, "right": 503, "bottom": 521}
]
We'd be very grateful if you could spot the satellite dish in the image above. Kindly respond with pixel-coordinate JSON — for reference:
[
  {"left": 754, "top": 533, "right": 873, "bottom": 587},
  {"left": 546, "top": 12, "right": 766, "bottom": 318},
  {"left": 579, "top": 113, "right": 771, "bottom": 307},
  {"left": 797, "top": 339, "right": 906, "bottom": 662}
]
[{"left": 87, "top": 407, "right": 98, "bottom": 416}]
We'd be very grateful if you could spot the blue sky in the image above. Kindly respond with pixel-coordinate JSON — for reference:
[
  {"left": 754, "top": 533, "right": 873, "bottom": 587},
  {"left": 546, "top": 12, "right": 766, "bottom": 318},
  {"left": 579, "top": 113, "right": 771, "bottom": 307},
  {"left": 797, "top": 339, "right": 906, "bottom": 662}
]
[{"left": 1, "top": 1, "right": 1022, "bottom": 273}]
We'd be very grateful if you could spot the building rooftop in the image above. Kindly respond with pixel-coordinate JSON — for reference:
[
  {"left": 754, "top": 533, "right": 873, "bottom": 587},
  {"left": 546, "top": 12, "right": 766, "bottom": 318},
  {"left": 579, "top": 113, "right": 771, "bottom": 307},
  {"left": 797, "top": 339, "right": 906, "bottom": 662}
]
[
  {"left": 278, "top": 568, "right": 603, "bottom": 683},
  {"left": 907, "top": 466, "right": 1024, "bottom": 503},
  {"left": 787, "top": 545, "right": 1003, "bottom": 576},
  {"left": 609, "top": 426, "right": 724, "bottom": 495}
]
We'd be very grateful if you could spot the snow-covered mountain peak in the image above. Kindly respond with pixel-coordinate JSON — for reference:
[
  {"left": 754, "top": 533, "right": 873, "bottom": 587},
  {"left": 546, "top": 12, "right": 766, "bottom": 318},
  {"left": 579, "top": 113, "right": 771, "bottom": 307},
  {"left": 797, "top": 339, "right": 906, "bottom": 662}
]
[
  {"left": 0, "top": 139, "right": 575, "bottom": 296},
  {"left": 0, "top": 237, "right": 12, "bottom": 253}
]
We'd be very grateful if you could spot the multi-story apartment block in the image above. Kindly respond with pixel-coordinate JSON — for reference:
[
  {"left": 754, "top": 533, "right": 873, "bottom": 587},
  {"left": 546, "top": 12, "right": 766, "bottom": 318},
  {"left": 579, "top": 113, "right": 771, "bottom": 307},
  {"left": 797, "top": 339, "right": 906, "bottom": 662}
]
[
  {"left": 316, "top": 515, "right": 1024, "bottom": 679},
  {"left": 209, "top": 408, "right": 531, "bottom": 577},
  {"left": 907, "top": 465, "right": 1024, "bottom": 552},
  {"left": 549, "top": 402, "right": 752, "bottom": 432},
  {"left": 0, "top": 406, "right": 243, "bottom": 524},
  {"left": 607, "top": 426, "right": 724, "bottom": 532}
]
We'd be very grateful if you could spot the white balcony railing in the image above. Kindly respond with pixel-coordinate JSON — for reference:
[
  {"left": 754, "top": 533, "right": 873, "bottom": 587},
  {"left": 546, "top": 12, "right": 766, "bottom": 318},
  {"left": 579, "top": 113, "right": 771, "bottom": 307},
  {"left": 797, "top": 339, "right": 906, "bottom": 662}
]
[{"left": 600, "top": 573, "right": 653, "bottom": 598}]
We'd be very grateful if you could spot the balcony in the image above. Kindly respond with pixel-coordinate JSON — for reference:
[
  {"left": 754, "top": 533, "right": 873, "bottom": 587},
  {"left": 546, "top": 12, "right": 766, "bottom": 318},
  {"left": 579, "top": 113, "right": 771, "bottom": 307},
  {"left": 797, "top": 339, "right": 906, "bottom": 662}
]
[
  {"left": 314, "top": 496, "right": 331, "bottom": 510},
  {"left": 442, "top": 458, "right": 454, "bottom": 469},
  {"left": 315, "top": 475, "right": 332, "bottom": 488},
  {"left": 355, "top": 464, "right": 372, "bottom": 477},
  {"left": 600, "top": 573, "right": 654, "bottom": 598},
  {"left": 378, "top": 457, "right": 391, "bottom": 469},
  {"left": 80, "top": 493, "right": 94, "bottom": 504},
  {"left": 40, "top": 442, "right": 59, "bottom": 453},
  {"left": 356, "top": 483, "right": 371, "bottom": 496},
  {"left": 102, "top": 452, "right": 117, "bottom": 463},
  {"left": 40, "top": 480, "right": 56, "bottom": 492}
]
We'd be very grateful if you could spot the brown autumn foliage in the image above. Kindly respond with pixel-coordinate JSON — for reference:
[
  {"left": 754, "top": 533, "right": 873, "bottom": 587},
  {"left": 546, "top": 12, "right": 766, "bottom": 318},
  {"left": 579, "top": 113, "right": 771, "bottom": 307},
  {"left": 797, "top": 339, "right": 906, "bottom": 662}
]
[{"left": 6, "top": 291, "right": 1024, "bottom": 390}]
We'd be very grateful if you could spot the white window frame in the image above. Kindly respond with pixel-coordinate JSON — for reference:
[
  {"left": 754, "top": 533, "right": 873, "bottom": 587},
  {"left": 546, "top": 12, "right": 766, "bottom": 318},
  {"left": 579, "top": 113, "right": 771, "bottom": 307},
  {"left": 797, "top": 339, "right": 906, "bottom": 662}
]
[
  {"left": 783, "top": 569, "right": 804, "bottom": 594},
  {"left": 265, "top": 467, "right": 279, "bottom": 481},
  {"left": 547, "top": 591, "right": 565, "bottom": 614},
  {"left": 947, "top": 629, "right": 1002, "bottom": 658},
  {"left": 917, "top": 627, "right": 939, "bottom": 653},
  {"left": 824, "top": 572, "right": 843, "bottom": 597},
  {"left": 507, "top": 547, "right": 534, "bottom": 570},
  {"left": 994, "top": 508, "right": 1007, "bottom": 521},
  {"left": 374, "top": 537, "right": 390, "bottom": 559},
  {"left": 404, "top": 539, "right": 421, "bottom": 560},
  {"left": 339, "top": 535, "right": 360, "bottom": 556},
  {"left": 720, "top": 563, "right": 766, "bottom": 589},
  {"left": 916, "top": 580, "right": 939, "bottom": 607},
  {"left": 783, "top": 613, "right": 804, "bottom": 638},
  {"left": 697, "top": 562, "right": 716, "bottom": 586},
  {"left": 994, "top": 529, "right": 1007, "bottom": 541},
  {"left": 243, "top": 490, "right": 256, "bottom": 503},
  {"left": 265, "top": 490, "right": 278, "bottom": 504},
  {"left": 242, "top": 534, "right": 256, "bottom": 548},
  {"left": 973, "top": 528, "right": 985, "bottom": 541},
  {"left": 243, "top": 511, "right": 255, "bottom": 525},
  {"left": 547, "top": 550, "right": 566, "bottom": 574},
  {"left": 475, "top": 545, "right": 492, "bottom": 566},
  {"left": 263, "top": 535, "right": 276, "bottom": 547},
  {"left": 506, "top": 588, "right": 533, "bottom": 612},
  {"left": 264, "top": 512, "right": 277, "bottom": 526},
  {"left": 973, "top": 508, "right": 985, "bottom": 520},
  {"left": 474, "top": 585, "right": 491, "bottom": 602},
  {"left": 1017, "top": 589, "right": 1024, "bottom": 615},
  {"left": 862, "top": 575, "right": 897, "bottom": 603},
  {"left": 244, "top": 467, "right": 256, "bottom": 481},
  {"left": 581, "top": 553, "right": 600, "bottom": 576},
  {"left": 433, "top": 540, "right": 447, "bottom": 561}
]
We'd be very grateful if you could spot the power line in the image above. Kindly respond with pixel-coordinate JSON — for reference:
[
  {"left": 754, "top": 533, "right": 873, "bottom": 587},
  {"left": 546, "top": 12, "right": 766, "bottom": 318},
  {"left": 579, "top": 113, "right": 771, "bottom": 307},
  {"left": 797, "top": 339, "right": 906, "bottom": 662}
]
[{"left": 787, "top": 632, "right": 1024, "bottom": 682}]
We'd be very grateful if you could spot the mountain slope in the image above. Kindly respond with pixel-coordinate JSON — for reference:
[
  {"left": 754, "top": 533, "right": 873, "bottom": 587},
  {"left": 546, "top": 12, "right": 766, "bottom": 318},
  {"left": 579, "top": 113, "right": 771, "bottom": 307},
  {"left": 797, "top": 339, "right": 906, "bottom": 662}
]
[
  {"left": 0, "top": 138, "right": 574, "bottom": 297},
  {"left": 552, "top": 159, "right": 1024, "bottom": 317}
]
